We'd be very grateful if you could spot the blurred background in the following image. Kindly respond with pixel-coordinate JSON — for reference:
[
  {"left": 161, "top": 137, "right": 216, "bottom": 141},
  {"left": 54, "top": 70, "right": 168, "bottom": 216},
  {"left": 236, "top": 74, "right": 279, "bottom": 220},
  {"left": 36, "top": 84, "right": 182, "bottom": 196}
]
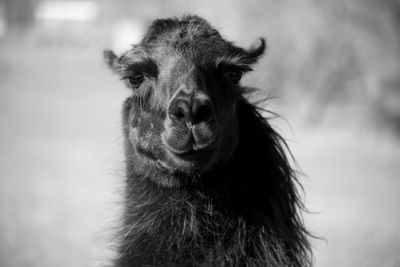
[{"left": 0, "top": 0, "right": 399, "bottom": 266}]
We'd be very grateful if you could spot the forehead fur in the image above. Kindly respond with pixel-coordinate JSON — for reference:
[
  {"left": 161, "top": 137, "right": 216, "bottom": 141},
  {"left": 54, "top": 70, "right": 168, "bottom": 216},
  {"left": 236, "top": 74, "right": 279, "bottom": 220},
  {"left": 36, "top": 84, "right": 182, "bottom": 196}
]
[
  {"left": 141, "top": 15, "right": 247, "bottom": 66},
  {"left": 142, "top": 15, "right": 221, "bottom": 44}
]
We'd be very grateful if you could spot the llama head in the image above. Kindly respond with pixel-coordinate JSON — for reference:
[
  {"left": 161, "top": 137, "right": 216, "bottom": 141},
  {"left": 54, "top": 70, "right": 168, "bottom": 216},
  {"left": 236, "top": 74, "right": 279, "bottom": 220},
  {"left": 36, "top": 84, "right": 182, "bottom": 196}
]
[{"left": 104, "top": 15, "right": 265, "bottom": 184}]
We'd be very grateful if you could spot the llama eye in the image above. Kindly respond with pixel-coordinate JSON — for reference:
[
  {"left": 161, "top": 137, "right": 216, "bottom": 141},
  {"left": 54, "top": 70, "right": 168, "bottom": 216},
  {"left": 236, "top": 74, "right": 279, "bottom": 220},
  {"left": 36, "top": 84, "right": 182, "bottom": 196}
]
[
  {"left": 128, "top": 74, "right": 144, "bottom": 89},
  {"left": 225, "top": 71, "right": 242, "bottom": 84}
]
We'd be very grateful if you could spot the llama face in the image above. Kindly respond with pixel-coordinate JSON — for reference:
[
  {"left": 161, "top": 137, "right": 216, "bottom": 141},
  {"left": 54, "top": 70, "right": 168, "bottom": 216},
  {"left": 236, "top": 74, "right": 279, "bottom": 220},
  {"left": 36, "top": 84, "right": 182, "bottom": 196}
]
[
  {"left": 118, "top": 50, "right": 240, "bottom": 175},
  {"left": 105, "top": 16, "right": 265, "bottom": 178}
]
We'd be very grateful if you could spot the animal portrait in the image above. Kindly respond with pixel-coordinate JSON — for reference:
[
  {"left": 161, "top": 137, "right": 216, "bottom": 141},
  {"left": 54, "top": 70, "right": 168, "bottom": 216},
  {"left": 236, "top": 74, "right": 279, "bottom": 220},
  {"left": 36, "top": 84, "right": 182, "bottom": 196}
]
[{"left": 104, "top": 15, "right": 312, "bottom": 267}]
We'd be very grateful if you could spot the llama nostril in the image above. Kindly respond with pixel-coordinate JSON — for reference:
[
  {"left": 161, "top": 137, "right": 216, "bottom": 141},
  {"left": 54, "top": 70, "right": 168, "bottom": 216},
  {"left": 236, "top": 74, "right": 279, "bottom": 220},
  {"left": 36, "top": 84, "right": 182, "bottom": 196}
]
[
  {"left": 169, "top": 100, "right": 190, "bottom": 122},
  {"left": 193, "top": 100, "right": 213, "bottom": 124},
  {"left": 169, "top": 97, "right": 213, "bottom": 124},
  {"left": 173, "top": 107, "right": 186, "bottom": 120}
]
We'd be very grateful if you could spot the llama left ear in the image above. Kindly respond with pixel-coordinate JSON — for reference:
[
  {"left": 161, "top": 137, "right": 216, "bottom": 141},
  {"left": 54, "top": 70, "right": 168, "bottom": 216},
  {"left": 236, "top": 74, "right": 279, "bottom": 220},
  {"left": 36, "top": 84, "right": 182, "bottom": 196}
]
[
  {"left": 104, "top": 49, "right": 120, "bottom": 73},
  {"left": 244, "top": 38, "right": 266, "bottom": 64}
]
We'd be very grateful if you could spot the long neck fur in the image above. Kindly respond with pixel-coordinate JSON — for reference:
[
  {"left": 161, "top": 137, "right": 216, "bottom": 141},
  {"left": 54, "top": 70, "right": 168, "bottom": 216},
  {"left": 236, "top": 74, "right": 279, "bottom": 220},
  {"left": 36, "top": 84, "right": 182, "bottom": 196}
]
[{"left": 115, "top": 97, "right": 312, "bottom": 267}]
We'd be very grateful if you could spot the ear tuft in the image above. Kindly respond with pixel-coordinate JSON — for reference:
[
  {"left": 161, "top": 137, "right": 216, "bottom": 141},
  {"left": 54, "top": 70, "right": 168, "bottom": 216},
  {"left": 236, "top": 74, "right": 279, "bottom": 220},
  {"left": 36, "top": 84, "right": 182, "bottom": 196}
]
[
  {"left": 103, "top": 50, "right": 119, "bottom": 71},
  {"left": 245, "top": 38, "right": 267, "bottom": 64}
]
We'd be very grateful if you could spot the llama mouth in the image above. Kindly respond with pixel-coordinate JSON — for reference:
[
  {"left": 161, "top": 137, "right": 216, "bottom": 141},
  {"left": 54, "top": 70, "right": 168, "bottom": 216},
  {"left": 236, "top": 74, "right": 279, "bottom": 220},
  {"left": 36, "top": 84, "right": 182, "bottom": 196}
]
[
  {"left": 161, "top": 133, "right": 217, "bottom": 164},
  {"left": 135, "top": 143, "right": 212, "bottom": 172},
  {"left": 166, "top": 146, "right": 216, "bottom": 166}
]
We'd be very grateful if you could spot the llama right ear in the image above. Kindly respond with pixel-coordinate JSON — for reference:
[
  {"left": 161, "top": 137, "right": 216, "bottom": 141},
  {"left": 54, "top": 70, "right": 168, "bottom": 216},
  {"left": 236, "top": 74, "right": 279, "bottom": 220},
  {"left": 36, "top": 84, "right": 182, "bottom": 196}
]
[
  {"left": 244, "top": 38, "right": 266, "bottom": 65},
  {"left": 104, "top": 50, "right": 120, "bottom": 73}
]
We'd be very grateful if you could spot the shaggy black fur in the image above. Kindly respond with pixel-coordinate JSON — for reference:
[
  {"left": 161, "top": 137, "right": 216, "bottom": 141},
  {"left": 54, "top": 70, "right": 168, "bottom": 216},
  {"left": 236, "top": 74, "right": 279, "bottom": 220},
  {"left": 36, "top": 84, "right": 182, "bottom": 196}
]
[{"left": 105, "top": 15, "right": 312, "bottom": 267}]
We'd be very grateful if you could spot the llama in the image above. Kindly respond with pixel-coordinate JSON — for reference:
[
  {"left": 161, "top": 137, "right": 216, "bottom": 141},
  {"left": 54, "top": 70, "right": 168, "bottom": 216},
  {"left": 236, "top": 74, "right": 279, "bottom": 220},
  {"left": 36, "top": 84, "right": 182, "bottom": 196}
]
[{"left": 104, "top": 15, "right": 312, "bottom": 267}]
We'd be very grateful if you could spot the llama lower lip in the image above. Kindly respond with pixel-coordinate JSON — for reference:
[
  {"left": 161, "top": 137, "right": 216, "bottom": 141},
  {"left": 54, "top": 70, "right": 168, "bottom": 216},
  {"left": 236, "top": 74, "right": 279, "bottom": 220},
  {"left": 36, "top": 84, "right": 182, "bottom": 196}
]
[{"left": 169, "top": 147, "right": 214, "bottom": 162}]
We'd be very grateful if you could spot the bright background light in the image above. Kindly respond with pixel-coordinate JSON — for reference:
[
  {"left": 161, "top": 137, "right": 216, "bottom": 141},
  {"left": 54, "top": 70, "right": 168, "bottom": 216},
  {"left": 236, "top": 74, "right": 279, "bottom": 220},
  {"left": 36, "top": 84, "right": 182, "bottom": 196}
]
[{"left": 35, "top": 1, "right": 99, "bottom": 22}]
